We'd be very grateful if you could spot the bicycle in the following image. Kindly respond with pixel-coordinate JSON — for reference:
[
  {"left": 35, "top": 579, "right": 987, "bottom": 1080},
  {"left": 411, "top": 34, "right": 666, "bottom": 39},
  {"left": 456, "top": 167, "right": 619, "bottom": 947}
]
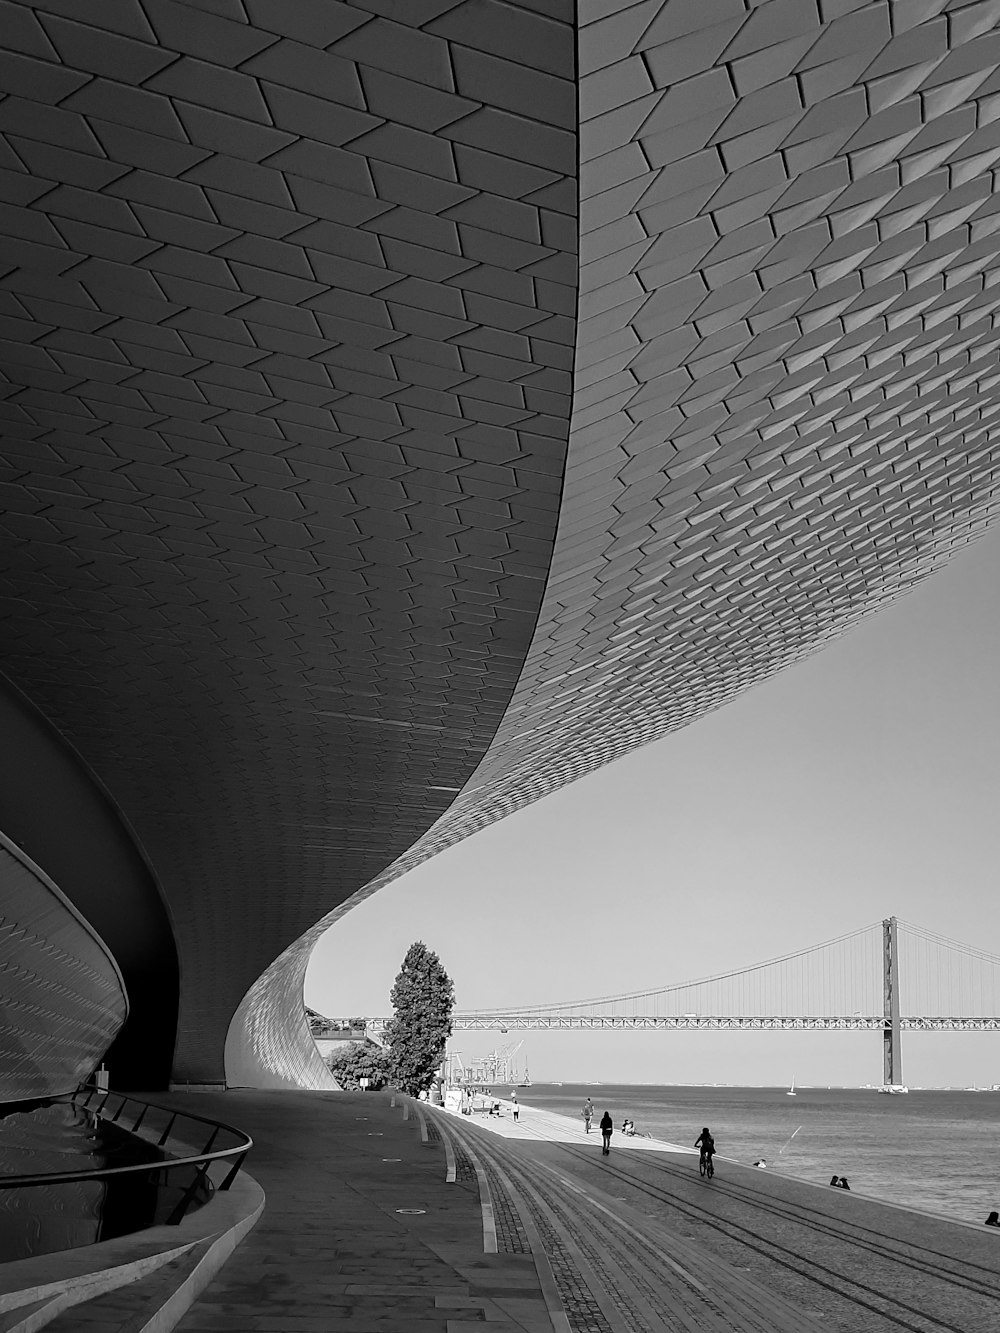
[{"left": 699, "top": 1151, "right": 714, "bottom": 1179}]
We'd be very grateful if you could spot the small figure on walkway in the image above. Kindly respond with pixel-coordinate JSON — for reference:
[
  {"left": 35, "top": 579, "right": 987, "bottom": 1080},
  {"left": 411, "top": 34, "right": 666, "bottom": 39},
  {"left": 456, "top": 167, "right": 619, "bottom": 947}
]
[
  {"left": 829, "top": 1175, "right": 851, "bottom": 1189},
  {"left": 583, "top": 1097, "right": 594, "bottom": 1133},
  {"left": 839, "top": 1177, "right": 851, "bottom": 1190},
  {"left": 511, "top": 1092, "right": 519, "bottom": 1122},
  {"left": 753, "top": 1158, "right": 767, "bottom": 1169},
  {"left": 621, "top": 1118, "right": 634, "bottom": 1136},
  {"left": 985, "top": 1211, "right": 1000, "bottom": 1226},
  {"left": 830, "top": 1175, "right": 840, "bottom": 1187},
  {"left": 600, "top": 1110, "right": 613, "bottom": 1155},
  {"left": 694, "top": 1127, "right": 715, "bottom": 1171}
]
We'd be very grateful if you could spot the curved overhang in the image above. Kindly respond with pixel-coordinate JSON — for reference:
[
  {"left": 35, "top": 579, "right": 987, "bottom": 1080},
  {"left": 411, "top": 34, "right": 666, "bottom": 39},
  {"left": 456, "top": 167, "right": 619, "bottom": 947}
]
[
  {"left": 0, "top": 0, "right": 576, "bottom": 1084},
  {"left": 2, "top": 1, "right": 1000, "bottom": 1088}
]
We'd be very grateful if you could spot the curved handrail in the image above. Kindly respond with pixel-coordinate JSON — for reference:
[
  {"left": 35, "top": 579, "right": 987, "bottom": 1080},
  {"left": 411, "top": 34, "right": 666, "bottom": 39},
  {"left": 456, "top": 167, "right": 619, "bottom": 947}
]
[{"left": 0, "top": 1089, "right": 253, "bottom": 1224}]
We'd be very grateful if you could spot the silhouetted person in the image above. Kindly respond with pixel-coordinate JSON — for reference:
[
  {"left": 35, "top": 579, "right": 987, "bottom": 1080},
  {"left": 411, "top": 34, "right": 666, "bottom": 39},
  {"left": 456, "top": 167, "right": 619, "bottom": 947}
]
[
  {"left": 695, "top": 1127, "right": 715, "bottom": 1171},
  {"left": 985, "top": 1211, "right": 1000, "bottom": 1227},
  {"left": 839, "top": 1177, "right": 851, "bottom": 1190},
  {"left": 600, "top": 1110, "right": 613, "bottom": 1155},
  {"left": 830, "top": 1175, "right": 840, "bottom": 1187}
]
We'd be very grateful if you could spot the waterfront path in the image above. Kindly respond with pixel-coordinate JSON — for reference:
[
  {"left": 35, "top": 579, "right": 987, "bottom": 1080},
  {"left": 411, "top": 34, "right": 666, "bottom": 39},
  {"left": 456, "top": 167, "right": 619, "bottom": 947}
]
[{"left": 169, "top": 1089, "right": 1000, "bottom": 1333}]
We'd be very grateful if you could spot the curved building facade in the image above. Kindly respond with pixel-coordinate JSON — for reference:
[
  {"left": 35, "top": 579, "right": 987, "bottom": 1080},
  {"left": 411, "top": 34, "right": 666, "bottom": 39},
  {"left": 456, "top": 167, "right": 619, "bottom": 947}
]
[
  {"left": 0, "top": 831, "right": 127, "bottom": 1102},
  {"left": 1, "top": 0, "right": 999, "bottom": 1091}
]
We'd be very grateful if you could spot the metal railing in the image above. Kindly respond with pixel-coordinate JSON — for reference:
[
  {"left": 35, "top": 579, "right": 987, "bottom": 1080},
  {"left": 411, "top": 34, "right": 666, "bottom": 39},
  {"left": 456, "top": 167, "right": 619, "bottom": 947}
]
[{"left": 0, "top": 1089, "right": 253, "bottom": 1226}]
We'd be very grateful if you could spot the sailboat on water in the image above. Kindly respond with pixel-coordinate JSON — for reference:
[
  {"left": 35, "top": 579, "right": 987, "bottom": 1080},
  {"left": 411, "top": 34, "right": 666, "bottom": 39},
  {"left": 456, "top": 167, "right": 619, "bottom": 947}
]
[{"left": 787, "top": 1075, "right": 797, "bottom": 1096}]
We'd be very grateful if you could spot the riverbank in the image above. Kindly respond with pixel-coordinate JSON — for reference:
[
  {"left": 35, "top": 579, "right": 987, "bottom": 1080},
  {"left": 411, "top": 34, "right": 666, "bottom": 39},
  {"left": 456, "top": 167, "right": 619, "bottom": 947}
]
[{"left": 518, "top": 1081, "right": 1000, "bottom": 1225}]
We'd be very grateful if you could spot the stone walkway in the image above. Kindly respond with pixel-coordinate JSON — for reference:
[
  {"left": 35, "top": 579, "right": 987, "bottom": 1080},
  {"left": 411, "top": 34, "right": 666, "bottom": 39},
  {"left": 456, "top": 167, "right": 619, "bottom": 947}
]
[
  {"left": 461, "top": 1099, "right": 1000, "bottom": 1333},
  {"left": 166, "top": 1090, "right": 1000, "bottom": 1333}
]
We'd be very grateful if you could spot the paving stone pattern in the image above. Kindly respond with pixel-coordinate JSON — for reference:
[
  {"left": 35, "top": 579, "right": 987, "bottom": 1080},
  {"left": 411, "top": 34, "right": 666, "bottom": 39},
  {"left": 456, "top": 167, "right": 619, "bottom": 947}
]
[
  {"left": 166, "top": 1090, "right": 551, "bottom": 1333},
  {"left": 465, "top": 1101, "right": 1000, "bottom": 1333},
  {"left": 483, "top": 1159, "right": 531, "bottom": 1254},
  {"left": 454, "top": 1140, "right": 478, "bottom": 1190},
  {"left": 517, "top": 1201, "right": 615, "bottom": 1333}
]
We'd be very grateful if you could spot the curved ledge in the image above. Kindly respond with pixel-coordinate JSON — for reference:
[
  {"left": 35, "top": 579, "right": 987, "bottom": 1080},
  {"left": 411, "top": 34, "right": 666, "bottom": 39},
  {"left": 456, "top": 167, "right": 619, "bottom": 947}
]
[{"left": 0, "top": 1165, "right": 263, "bottom": 1330}]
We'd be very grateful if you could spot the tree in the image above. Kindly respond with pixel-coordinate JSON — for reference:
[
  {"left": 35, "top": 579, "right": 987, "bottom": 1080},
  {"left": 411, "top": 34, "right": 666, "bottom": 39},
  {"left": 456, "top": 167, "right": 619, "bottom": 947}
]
[
  {"left": 386, "top": 941, "right": 454, "bottom": 1095},
  {"left": 326, "top": 1040, "right": 391, "bottom": 1091}
]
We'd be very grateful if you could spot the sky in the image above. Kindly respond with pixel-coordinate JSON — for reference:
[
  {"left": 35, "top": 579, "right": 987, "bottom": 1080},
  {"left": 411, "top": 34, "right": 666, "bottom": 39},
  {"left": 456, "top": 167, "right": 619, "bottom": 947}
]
[{"left": 306, "top": 522, "right": 1000, "bottom": 1089}]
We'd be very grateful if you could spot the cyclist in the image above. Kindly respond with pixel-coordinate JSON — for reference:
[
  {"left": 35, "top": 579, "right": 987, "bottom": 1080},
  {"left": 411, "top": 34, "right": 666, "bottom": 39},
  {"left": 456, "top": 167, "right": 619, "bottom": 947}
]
[{"left": 694, "top": 1127, "right": 715, "bottom": 1172}]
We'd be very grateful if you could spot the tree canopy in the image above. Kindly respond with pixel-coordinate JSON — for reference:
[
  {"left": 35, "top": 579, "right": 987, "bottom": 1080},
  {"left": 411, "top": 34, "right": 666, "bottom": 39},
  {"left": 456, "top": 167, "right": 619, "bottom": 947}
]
[
  {"left": 326, "top": 1040, "right": 391, "bottom": 1092},
  {"left": 386, "top": 941, "right": 454, "bottom": 1095}
]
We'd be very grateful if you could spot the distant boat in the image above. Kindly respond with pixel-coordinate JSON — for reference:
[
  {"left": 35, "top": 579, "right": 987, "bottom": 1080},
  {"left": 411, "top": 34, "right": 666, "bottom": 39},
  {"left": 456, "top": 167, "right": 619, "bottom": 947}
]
[
  {"left": 787, "top": 1075, "right": 797, "bottom": 1096},
  {"left": 878, "top": 1084, "right": 909, "bottom": 1094}
]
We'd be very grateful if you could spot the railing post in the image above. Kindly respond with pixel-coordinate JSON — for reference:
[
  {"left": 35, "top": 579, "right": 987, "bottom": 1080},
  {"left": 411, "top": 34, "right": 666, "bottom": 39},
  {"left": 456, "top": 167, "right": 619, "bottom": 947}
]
[
  {"left": 219, "top": 1151, "right": 247, "bottom": 1191},
  {"left": 166, "top": 1162, "right": 211, "bottom": 1226},
  {"left": 157, "top": 1113, "right": 177, "bottom": 1147}
]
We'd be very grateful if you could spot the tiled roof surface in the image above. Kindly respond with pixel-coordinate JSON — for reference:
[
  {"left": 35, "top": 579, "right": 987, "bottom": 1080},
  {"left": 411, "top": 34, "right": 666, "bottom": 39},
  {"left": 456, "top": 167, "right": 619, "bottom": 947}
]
[
  {"left": 2, "top": 0, "right": 1000, "bottom": 1087},
  {"left": 0, "top": 0, "right": 575, "bottom": 1083}
]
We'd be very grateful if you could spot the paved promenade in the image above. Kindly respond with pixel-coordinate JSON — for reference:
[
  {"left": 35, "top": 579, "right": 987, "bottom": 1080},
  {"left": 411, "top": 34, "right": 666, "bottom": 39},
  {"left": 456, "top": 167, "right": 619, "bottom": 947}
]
[{"left": 168, "top": 1090, "right": 1000, "bottom": 1333}]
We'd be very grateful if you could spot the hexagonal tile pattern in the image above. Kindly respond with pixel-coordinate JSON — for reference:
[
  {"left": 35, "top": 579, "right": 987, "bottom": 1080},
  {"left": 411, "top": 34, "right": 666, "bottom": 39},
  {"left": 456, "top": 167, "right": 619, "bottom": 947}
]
[{"left": 3, "top": 1, "right": 1000, "bottom": 1089}]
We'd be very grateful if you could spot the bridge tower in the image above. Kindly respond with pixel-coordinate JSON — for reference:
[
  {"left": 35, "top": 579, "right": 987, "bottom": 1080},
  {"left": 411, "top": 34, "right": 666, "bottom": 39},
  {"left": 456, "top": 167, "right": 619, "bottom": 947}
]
[{"left": 883, "top": 916, "right": 902, "bottom": 1086}]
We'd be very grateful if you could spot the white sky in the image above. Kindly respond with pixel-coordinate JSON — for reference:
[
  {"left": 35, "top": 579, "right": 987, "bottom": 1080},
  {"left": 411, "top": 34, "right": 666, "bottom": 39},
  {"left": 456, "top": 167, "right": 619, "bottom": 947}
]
[{"left": 306, "top": 523, "right": 1000, "bottom": 1089}]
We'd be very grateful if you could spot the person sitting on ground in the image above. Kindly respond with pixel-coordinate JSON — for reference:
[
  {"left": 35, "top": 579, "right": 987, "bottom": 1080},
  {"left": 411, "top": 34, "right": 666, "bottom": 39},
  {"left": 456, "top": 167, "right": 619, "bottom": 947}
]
[
  {"left": 694, "top": 1127, "right": 715, "bottom": 1169},
  {"left": 622, "top": 1118, "right": 634, "bottom": 1136},
  {"left": 839, "top": 1177, "right": 851, "bottom": 1190},
  {"left": 753, "top": 1158, "right": 767, "bottom": 1168},
  {"left": 985, "top": 1211, "right": 1000, "bottom": 1227},
  {"left": 830, "top": 1174, "right": 841, "bottom": 1186}
]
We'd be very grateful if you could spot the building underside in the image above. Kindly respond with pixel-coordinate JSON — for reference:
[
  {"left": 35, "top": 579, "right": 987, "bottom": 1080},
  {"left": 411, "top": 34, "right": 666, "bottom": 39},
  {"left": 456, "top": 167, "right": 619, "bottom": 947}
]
[{"left": 1, "top": 0, "right": 1000, "bottom": 1097}]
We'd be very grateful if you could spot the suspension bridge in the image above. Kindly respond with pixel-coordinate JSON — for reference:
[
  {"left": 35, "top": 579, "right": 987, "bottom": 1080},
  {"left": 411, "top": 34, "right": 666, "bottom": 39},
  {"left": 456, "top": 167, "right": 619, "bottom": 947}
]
[{"left": 346, "top": 919, "right": 1000, "bottom": 1089}]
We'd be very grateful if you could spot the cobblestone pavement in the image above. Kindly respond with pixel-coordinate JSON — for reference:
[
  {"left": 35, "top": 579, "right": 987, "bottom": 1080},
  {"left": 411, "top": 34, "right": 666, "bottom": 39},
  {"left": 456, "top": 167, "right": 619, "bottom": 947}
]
[
  {"left": 441, "top": 1109, "right": 818, "bottom": 1332},
  {"left": 453, "top": 1102, "right": 1000, "bottom": 1333}
]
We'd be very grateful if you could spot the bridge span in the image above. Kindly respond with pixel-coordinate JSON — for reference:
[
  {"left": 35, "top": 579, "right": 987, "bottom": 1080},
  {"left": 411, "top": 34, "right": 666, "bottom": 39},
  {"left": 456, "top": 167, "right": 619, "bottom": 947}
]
[
  {"left": 346, "top": 918, "right": 1000, "bottom": 1088},
  {"left": 450, "top": 1014, "right": 1000, "bottom": 1033}
]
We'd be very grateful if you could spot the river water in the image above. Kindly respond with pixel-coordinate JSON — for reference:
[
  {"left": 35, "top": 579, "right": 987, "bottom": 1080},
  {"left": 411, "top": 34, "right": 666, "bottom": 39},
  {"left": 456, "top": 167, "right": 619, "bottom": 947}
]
[{"left": 518, "top": 1083, "right": 1000, "bottom": 1225}]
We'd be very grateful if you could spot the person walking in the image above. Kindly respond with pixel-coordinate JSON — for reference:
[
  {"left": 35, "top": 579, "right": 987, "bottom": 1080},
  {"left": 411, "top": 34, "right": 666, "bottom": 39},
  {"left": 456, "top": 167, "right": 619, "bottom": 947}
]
[
  {"left": 583, "top": 1097, "right": 594, "bottom": 1133},
  {"left": 511, "top": 1092, "right": 519, "bottom": 1122},
  {"left": 600, "top": 1110, "right": 613, "bottom": 1155}
]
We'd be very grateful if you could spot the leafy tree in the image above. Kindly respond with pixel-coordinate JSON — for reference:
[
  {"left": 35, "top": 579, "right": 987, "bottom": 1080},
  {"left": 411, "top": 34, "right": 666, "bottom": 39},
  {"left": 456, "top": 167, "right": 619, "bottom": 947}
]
[
  {"left": 326, "top": 1040, "right": 391, "bottom": 1091},
  {"left": 386, "top": 941, "right": 454, "bottom": 1095}
]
